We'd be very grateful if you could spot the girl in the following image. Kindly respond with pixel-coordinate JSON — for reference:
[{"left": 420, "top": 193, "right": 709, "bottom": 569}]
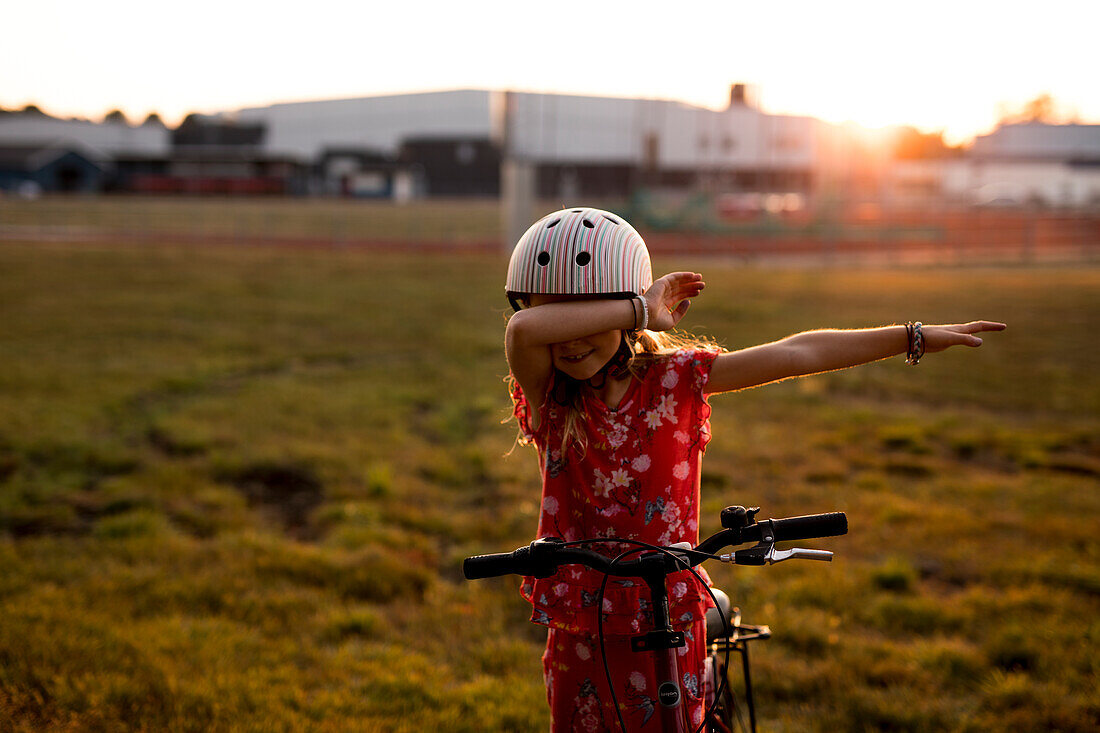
[{"left": 505, "top": 207, "right": 1004, "bottom": 731}]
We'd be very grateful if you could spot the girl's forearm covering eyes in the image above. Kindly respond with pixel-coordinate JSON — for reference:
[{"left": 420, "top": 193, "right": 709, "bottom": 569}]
[{"left": 506, "top": 299, "right": 636, "bottom": 350}]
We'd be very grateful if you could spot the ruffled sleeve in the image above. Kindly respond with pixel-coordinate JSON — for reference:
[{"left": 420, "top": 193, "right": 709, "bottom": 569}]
[
  {"left": 681, "top": 348, "right": 720, "bottom": 453},
  {"left": 510, "top": 375, "right": 551, "bottom": 447}
]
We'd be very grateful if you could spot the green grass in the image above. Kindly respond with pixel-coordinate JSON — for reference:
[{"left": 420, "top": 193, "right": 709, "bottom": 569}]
[{"left": 0, "top": 231, "right": 1098, "bottom": 731}]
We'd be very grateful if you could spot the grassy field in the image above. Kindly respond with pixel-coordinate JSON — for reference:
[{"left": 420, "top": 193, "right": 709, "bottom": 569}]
[
  {"left": 0, "top": 234, "right": 1097, "bottom": 731},
  {"left": 0, "top": 197, "right": 504, "bottom": 243}
]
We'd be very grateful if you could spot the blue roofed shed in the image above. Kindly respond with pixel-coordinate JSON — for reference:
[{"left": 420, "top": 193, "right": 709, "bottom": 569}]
[{"left": 0, "top": 144, "right": 106, "bottom": 193}]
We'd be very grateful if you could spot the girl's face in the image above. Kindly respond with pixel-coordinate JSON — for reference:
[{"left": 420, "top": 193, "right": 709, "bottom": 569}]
[{"left": 527, "top": 294, "right": 622, "bottom": 381}]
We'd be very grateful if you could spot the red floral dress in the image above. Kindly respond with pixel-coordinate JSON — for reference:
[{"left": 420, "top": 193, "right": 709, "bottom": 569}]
[{"left": 512, "top": 348, "right": 719, "bottom": 731}]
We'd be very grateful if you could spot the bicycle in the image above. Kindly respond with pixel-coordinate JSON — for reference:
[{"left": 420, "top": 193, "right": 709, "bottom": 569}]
[{"left": 463, "top": 506, "right": 848, "bottom": 733}]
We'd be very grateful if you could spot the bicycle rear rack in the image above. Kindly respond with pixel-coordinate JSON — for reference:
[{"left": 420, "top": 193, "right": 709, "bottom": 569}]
[{"left": 709, "top": 608, "right": 771, "bottom": 733}]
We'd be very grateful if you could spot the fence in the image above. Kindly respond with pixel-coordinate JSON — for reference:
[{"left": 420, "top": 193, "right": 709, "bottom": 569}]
[{"left": 1, "top": 194, "right": 1098, "bottom": 265}]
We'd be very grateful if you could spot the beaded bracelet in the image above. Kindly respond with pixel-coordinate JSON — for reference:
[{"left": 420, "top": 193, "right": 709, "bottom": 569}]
[{"left": 906, "top": 321, "right": 924, "bottom": 365}]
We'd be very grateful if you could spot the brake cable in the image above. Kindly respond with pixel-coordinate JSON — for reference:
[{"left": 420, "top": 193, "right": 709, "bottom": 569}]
[{"left": 557, "top": 537, "right": 731, "bottom": 733}]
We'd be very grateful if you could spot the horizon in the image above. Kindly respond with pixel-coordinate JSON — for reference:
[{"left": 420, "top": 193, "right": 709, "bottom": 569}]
[
  {"left": 3, "top": 86, "right": 1090, "bottom": 149},
  {"left": 4, "top": 0, "right": 1098, "bottom": 146}
]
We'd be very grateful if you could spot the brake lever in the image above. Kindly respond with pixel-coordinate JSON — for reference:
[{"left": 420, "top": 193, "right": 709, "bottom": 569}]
[
  {"left": 719, "top": 544, "right": 833, "bottom": 565},
  {"left": 767, "top": 547, "right": 833, "bottom": 564}
]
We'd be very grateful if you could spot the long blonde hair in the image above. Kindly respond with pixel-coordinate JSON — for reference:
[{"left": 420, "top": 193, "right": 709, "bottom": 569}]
[{"left": 507, "top": 328, "right": 720, "bottom": 455}]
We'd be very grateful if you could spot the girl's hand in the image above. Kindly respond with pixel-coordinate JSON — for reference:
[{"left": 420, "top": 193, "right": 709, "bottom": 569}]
[
  {"left": 643, "top": 272, "right": 705, "bottom": 331},
  {"left": 922, "top": 321, "right": 1006, "bottom": 352}
]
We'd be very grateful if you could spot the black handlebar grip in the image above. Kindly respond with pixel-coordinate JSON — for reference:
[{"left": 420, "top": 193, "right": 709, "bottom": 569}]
[
  {"left": 770, "top": 512, "right": 848, "bottom": 542},
  {"left": 463, "top": 552, "right": 521, "bottom": 580}
]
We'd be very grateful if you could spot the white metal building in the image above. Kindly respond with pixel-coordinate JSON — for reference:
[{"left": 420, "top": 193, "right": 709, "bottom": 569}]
[
  {"left": 505, "top": 91, "right": 815, "bottom": 173},
  {"left": 227, "top": 87, "right": 816, "bottom": 196},
  {"left": 0, "top": 116, "right": 169, "bottom": 162},
  {"left": 888, "top": 123, "right": 1100, "bottom": 208},
  {"left": 231, "top": 90, "right": 499, "bottom": 160},
  {"left": 971, "top": 122, "right": 1100, "bottom": 162}
]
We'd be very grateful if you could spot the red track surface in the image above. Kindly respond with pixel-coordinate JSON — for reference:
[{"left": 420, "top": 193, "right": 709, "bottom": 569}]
[{"left": 3, "top": 212, "right": 1098, "bottom": 263}]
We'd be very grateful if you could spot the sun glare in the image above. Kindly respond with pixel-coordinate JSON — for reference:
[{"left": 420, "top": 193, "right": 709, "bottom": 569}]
[{"left": 2, "top": 1, "right": 1096, "bottom": 144}]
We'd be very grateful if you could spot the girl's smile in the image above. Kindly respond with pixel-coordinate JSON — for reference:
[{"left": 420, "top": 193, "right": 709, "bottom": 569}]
[
  {"left": 551, "top": 333, "right": 619, "bottom": 379},
  {"left": 560, "top": 348, "right": 595, "bottom": 363}
]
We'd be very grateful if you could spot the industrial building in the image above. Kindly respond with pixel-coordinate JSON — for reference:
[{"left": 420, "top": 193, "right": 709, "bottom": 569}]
[
  {"left": 227, "top": 85, "right": 816, "bottom": 199},
  {"left": 889, "top": 122, "right": 1100, "bottom": 208},
  {"left": 1, "top": 88, "right": 1097, "bottom": 210},
  {"left": 0, "top": 113, "right": 168, "bottom": 159}
]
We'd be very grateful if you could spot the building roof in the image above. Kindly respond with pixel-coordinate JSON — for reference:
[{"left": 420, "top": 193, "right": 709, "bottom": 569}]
[
  {"left": 0, "top": 116, "right": 169, "bottom": 158},
  {"left": 0, "top": 143, "right": 103, "bottom": 172},
  {"left": 972, "top": 122, "right": 1100, "bottom": 163}
]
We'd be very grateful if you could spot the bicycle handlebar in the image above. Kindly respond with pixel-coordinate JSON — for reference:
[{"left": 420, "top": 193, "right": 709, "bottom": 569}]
[
  {"left": 765, "top": 512, "right": 848, "bottom": 542},
  {"left": 462, "top": 507, "right": 847, "bottom": 580},
  {"left": 464, "top": 542, "right": 653, "bottom": 580},
  {"left": 464, "top": 548, "right": 533, "bottom": 580}
]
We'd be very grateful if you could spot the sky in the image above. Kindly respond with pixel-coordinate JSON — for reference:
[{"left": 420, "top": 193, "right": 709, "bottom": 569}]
[{"left": 3, "top": 0, "right": 1097, "bottom": 145}]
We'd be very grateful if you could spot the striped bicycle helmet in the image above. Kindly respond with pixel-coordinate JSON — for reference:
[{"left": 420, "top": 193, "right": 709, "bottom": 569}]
[{"left": 505, "top": 207, "right": 652, "bottom": 311}]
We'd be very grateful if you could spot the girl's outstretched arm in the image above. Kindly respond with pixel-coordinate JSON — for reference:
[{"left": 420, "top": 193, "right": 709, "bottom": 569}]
[{"left": 705, "top": 321, "right": 1006, "bottom": 395}]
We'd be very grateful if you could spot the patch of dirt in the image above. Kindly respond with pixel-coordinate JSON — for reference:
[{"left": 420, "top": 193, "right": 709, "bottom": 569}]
[{"left": 217, "top": 460, "right": 323, "bottom": 534}]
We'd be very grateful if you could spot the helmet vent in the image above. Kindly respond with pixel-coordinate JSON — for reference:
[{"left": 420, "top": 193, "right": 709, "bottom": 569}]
[
  {"left": 571, "top": 209, "right": 583, "bottom": 213},
  {"left": 582, "top": 219, "right": 594, "bottom": 228},
  {"left": 575, "top": 252, "right": 591, "bottom": 266},
  {"left": 603, "top": 214, "right": 619, "bottom": 224},
  {"left": 546, "top": 219, "right": 560, "bottom": 228},
  {"left": 536, "top": 251, "right": 551, "bottom": 266}
]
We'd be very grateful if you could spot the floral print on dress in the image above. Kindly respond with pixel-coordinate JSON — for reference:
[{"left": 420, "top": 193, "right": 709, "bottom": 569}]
[
  {"left": 517, "top": 349, "right": 719, "bottom": 732},
  {"left": 571, "top": 679, "right": 612, "bottom": 733},
  {"left": 511, "top": 349, "right": 719, "bottom": 637},
  {"left": 544, "top": 622, "right": 709, "bottom": 732}
]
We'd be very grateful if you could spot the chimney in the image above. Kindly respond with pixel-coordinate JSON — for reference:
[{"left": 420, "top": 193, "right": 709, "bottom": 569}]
[
  {"left": 728, "top": 83, "right": 758, "bottom": 109},
  {"left": 729, "top": 84, "right": 747, "bottom": 107}
]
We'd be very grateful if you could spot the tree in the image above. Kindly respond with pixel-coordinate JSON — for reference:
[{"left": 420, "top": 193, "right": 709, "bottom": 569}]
[
  {"left": 142, "top": 112, "right": 165, "bottom": 126},
  {"left": 999, "top": 93, "right": 1063, "bottom": 125},
  {"left": 1021, "top": 93, "right": 1056, "bottom": 123},
  {"left": 890, "top": 126, "right": 960, "bottom": 160},
  {"left": 175, "top": 113, "right": 207, "bottom": 132},
  {"left": 104, "top": 109, "right": 129, "bottom": 124}
]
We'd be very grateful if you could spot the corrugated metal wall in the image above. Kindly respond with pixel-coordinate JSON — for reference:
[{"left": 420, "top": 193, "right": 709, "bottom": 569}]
[
  {"left": 234, "top": 90, "right": 497, "bottom": 159},
  {"left": 231, "top": 89, "right": 816, "bottom": 172},
  {"left": 508, "top": 92, "right": 814, "bottom": 171}
]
